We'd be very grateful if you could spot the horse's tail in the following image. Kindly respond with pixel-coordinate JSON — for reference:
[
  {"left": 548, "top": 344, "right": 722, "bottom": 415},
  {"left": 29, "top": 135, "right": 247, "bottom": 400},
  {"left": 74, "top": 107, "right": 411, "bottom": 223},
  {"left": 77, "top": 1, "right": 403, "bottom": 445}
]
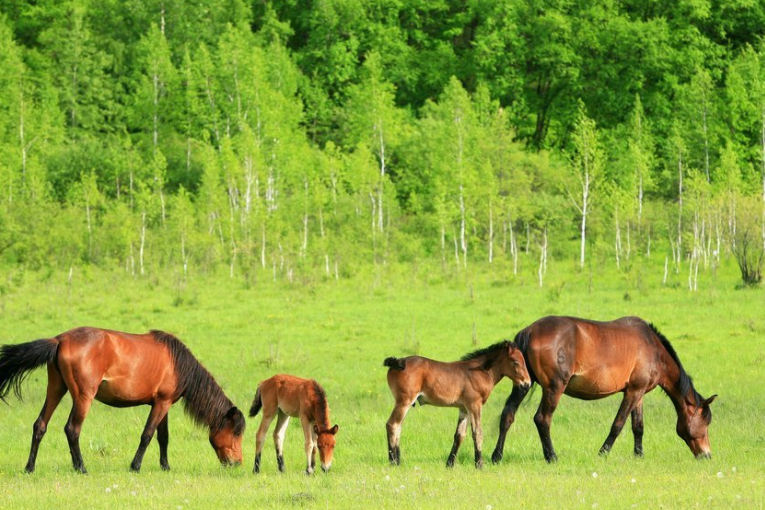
[
  {"left": 383, "top": 357, "right": 406, "bottom": 371},
  {"left": 0, "top": 338, "right": 58, "bottom": 402},
  {"left": 248, "top": 385, "right": 263, "bottom": 417},
  {"left": 512, "top": 328, "right": 538, "bottom": 393}
]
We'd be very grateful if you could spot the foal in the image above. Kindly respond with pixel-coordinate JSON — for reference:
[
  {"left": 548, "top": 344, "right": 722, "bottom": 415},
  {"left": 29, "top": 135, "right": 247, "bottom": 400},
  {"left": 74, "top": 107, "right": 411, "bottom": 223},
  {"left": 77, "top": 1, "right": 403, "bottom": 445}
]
[
  {"left": 249, "top": 374, "right": 339, "bottom": 474},
  {"left": 384, "top": 340, "right": 530, "bottom": 468}
]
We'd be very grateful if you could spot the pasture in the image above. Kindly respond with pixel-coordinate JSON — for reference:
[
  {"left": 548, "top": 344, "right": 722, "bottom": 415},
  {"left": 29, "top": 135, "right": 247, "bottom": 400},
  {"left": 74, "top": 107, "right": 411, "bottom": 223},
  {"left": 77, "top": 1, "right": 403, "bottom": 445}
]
[{"left": 0, "top": 260, "right": 763, "bottom": 509}]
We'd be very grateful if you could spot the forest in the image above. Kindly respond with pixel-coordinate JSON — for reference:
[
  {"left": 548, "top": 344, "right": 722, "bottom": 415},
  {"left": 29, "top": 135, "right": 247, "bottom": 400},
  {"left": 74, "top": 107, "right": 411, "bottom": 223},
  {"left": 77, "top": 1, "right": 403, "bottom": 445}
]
[{"left": 1, "top": 0, "right": 764, "bottom": 285}]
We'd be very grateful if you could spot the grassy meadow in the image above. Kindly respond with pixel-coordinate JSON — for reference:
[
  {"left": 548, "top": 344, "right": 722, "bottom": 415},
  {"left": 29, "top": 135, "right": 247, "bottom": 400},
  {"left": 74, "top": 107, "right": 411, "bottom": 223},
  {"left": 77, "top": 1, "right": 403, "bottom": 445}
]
[{"left": 0, "top": 256, "right": 763, "bottom": 509}]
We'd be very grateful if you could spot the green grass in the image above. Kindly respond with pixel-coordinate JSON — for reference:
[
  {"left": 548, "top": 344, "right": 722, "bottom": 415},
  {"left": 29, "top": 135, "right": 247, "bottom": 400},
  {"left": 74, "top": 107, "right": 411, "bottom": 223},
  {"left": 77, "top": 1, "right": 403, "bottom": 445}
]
[{"left": 0, "top": 257, "right": 763, "bottom": 509}]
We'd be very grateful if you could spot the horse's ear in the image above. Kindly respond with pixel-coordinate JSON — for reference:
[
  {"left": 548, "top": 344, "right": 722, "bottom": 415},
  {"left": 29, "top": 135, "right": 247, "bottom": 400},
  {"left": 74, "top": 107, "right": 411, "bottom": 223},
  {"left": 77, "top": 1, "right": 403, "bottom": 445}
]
[
  {"left": 313, "top": 424, "right": 320, "bottom": 435},
  {"left": 705, "top": 394, "right": 718, "bottom": 406},
  {"left": 330, "top": 424, "right": 339, "bottom": 435}
]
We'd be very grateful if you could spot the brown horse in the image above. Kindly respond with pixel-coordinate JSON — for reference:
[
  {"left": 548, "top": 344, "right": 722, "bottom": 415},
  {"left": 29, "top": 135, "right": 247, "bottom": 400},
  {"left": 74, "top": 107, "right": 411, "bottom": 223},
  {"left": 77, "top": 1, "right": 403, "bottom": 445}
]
[
  {"left": 249, "top": 374, "right": 338, "bottom": 474},
  {"left": 490, "top": 316, "right": 717, "bottom": 464},
  {"left": 384, "top": 340, "right": 530, "bottom": 468},
  {"left": 0, "top": 327, "right": 245, "bottom": 473}
]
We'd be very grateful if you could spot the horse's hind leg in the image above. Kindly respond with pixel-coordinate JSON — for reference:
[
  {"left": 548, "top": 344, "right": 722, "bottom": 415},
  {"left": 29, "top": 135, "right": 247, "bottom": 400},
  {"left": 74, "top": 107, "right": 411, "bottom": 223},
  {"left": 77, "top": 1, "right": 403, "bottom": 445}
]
[
  {"left": 253, "top": 407, "right": 277, "bottom": 474},
  {"left": 491, "top": 383, "right": 531, "bottom": 463},
  {"left": 25, "top": 364, "right": 68, "bottom": 473},
  {"left": 446, "top": 410, "right": 468, "bottom": 468},
  {"left": 157, "top": 413, "right": 170, "bottom": 470},
  {"left": 64, "top": 395, "right": 94, "bottom": 474},
  {"left": 630, "top": 398, "right": 644, "bottom": 457},
  {"left": 534, "top": 383, "right": 564, "bottom": 463},
  {"left": 599, "top": 390, "right": 643, "bottom": 456},
  {"left": 386, "top": 399, "right": 414, "bottom": 466},
  {"left": 272, "top": 411, "right": 290, "bottom": 472},
  {"left": 130, "top": 401, "right": 172, "bottom": 472}
]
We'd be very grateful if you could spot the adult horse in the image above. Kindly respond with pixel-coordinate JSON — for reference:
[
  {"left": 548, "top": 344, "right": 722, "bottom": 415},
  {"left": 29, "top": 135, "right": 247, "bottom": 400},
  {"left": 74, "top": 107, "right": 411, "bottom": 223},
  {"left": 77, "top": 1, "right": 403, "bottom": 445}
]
[
  {"left": 384, "top": 340, "right": 531, "bottom": 468},
  {"left": 0, "top": 327, "right": 245, "bottom": 473},
  {"left": 490, "top": 316, "right": 717, "bottom": 463}
]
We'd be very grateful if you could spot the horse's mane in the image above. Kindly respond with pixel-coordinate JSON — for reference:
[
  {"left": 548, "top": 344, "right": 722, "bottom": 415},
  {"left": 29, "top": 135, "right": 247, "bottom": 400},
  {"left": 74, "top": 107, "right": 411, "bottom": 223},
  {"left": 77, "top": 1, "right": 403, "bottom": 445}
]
[
  {"left": 648, "top": 323, "right": 702, "bottom": 407},
  {"left": 461, "top": 340, "right": 513, "bottom": 370},
  {"left": 151, "top": 331, "right": 245, "bottom": 435},
  {"left": 311, "top": 380, "right": 331, "bottom": 430}
]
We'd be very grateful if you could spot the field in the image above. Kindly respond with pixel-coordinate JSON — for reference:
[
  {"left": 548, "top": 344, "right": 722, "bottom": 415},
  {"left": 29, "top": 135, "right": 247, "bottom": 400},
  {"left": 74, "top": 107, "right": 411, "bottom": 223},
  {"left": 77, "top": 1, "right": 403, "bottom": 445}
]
[{"left": 0, "top": 258, "right": 763, "bottom": 509}]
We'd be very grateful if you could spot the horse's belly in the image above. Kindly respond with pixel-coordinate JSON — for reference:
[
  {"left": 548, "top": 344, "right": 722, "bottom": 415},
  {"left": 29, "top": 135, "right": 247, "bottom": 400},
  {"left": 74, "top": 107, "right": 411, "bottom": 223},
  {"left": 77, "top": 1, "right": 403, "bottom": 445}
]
[
  {"left": 95, "top": 380, "right": 152, "bottom": 406},
  {"left": 565, "top": 374, "right": 623, "bottom": 400}
]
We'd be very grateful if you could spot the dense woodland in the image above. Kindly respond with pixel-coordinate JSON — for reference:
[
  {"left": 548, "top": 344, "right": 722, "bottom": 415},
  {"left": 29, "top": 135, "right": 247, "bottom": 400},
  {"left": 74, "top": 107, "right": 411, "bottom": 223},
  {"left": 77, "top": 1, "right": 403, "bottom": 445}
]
[{"left": 1, "top": 0, "right": 764, "bottom": 285}]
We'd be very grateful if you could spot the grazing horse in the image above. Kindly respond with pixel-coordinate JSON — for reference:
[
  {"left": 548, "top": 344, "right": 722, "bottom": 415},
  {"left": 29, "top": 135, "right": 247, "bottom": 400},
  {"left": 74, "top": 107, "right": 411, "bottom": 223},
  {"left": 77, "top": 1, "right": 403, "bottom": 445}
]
[
  {"left": 0, "top": 327, "right": 245, "bottom": 473},
  {"left": 384, "top": 340, "right": 530, "bottom": 468},
  {"left": 491, "top": 316, "right": 717, "bottom": 464},
  {"left": 249, "top": 374, "right": 338, "bottom": 474}
]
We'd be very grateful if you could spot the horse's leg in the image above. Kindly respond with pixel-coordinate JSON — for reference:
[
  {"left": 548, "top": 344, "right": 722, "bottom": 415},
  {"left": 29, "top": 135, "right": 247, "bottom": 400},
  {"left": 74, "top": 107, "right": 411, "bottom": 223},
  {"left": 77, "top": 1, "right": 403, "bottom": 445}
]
[
  {"left": 25, "top": 364, "right": 68, "bottom": 473},
  {"left": 631, "top": 398, "right": 645, "bottom": 457},
  {"left": 253, "top": 408, "right": 277, "bottom": 474},
  {"left": 272, "top": 411, "right": 290, "bottom": 473},
  {"left": 131, "top": 401, "right": 172, "bottom": 472},
  {"left": 64, "top": 395, "right": 94, "bottom": 474},
  {"left": 491, "top": 383, "right": 531, "bottom": 463},
  {"left": 300, "top": 416, "right": 315, "bottom": 475},
  {"left": 468, "top": 405, "right": 484, "bottom": 469},
  {"left": 446, "top": 410, "right": 468, "bottom": 468},
  {"left": 533, "top": 383, "right": 564, "bottom": 463},
  {"left": 310, "top": 426, "right": 318, "bottom": 471},
  {"left": 599, "top": 391, "right": 643, "bottom": 456},
  {"left": 157, "top": 414, "right": 170, "bottom": 471},
  {"left": 386, "top": 399, "right": 414, "bottom": 466}
]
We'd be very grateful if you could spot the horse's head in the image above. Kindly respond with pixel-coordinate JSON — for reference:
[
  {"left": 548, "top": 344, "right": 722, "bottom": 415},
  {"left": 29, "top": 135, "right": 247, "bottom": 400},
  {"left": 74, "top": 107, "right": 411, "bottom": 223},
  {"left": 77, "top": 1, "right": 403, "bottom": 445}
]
[
  {"left": 210, "top": 407, "right": 245, "bottom": 466},
  {"left": 502, "top": 344, "right": 531, "bottom": 389},
  {"left": 313, "top": 424, "right": 339, "bottom": 472},
  {"left": 676, "top": 394, "right": 716, "bottom": 459}
]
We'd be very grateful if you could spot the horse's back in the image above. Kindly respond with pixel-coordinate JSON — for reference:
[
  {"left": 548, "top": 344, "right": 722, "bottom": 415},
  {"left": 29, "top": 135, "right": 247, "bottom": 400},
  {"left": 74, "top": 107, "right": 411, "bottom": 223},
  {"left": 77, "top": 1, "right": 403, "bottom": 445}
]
[
  {"left": 525, "top": 316, "right": 661, "bottom": 397},
  {"left": 55, "top": 327, "right": 177, "bottom": 405}
]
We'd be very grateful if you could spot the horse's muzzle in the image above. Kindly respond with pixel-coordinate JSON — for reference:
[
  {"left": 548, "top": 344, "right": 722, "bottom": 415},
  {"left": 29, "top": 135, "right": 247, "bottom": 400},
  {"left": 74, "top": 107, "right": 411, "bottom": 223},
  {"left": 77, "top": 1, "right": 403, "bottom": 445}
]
[{"left": 696, "top": 452, "right": 712, "bottom": 460}]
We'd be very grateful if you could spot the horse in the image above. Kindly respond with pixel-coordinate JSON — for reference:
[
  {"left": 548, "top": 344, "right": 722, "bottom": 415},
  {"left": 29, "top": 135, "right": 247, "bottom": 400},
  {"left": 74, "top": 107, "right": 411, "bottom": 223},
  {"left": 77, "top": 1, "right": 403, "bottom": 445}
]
[
  {"left": 249, "top": 374, "right": 338, "bottom": 475},
  {"left": 384, "top": 340, "right": 531, "bottom": 468},
  {"left": 490, "top": 316, "right": 718, "bottom": 464},
  {"left": 0, "top": 327, "right": 245, "bottom": 473}
]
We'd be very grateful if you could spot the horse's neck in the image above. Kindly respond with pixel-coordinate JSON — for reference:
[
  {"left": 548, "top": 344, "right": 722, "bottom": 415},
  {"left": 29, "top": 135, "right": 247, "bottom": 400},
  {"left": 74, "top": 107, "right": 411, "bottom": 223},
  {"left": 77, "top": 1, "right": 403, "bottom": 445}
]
[
  {"left": 659, "top": 352, "right": 693, "bottom": 412},
  {"left": 312, "top": 398, "right": 331, "bottom": 430}
]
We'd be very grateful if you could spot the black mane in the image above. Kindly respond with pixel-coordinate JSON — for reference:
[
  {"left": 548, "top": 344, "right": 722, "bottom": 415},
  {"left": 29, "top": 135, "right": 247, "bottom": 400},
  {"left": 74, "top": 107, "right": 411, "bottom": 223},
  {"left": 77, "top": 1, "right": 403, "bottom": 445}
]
[
  {"left": 151, "top": 331, "right": 245, "bottom": 435},
  {"left": 311, "top": 380, "right": 331, "bottom": 430},
  {"left": 461, "top": 340, "right": 513, "bottom": 370},
  {"left": 648, "top": 323, "right": 701, "bottom": 406}
]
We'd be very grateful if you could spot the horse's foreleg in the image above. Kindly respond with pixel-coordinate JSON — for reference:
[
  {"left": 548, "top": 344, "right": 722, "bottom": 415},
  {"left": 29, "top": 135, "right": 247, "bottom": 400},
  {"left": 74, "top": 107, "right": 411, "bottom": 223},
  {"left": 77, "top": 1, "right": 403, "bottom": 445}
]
[
  {"left": 300, "top": 416, "right": 315, "bottom": 475},
  {"left": 491, "top": 384, "right": 531, "bottom": 464},
  {"left": 446, "top": 410, "right": 468, "bottom": 468},
  {"left": 631, "top": 399, "right": 645, "bottom": 457},
  {"left": 272, "top": 412, "right": 289, "bottom": 473},
  {"left": 131, "top": 401, "right": 171, "bottom": 472},
  {"left": 64, "top": 395, "right": 94, "bottom": 474},
  {"left": 534, "top": 383, "right": 564, "bottom": 463},
  {"left": 599, "top": 391, "right": 643, "bottom": 456},
  {"left": 26, "top": 365, "right": 68, "bottom": 473},
  {"left": 253, "top": 409, "right": 277, "bottom": 474},
  {"left": 386, "top": 401, "right": 412, "bottom": 466},
  {"left": 157, "top": 414, "right": 170, "bottom": 471},
  {"left": 469, "top": 406, "right": 484, "bottom": 469}
]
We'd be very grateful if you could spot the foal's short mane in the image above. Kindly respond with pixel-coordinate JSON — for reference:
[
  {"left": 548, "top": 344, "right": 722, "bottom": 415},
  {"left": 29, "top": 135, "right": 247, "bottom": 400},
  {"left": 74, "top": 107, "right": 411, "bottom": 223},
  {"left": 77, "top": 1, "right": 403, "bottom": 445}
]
[
  {"left": 461, "top": 340, "right": 513, "bottom": 370},
  {"left": 648, "top": 323, "right": 702, "bottom": 407},
  {"left": 150, "top": 331, "right": 245, "bottom": 435},
  {"left": 311, "top": 380, "right": 331, "bottom": 430}
]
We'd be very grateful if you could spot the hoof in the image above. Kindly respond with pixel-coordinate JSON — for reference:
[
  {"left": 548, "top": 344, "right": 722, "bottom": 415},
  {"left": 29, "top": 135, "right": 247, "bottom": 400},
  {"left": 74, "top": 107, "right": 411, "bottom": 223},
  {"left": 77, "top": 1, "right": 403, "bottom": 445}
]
[{"left": 491, "top": 451, "right": 503, "bottom": 464}]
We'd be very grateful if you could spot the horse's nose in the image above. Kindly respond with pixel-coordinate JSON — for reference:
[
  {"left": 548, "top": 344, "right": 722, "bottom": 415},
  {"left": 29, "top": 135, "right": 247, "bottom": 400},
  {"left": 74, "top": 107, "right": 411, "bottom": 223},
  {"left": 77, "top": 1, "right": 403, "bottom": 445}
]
[
  {"left": 696, "top": 452, "right": 711, "bottom": 460},
  {"left": 321, "top": 464, "right": 330, "bottom": 473}
]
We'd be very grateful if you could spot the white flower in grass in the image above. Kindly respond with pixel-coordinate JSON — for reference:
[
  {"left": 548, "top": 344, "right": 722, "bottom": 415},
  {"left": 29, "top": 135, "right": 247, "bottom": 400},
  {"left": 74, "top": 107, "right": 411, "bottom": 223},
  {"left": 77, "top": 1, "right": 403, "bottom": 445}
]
[
  {"left": 385, "top": 475, "right": 390, "bottom": 481},
  {"left": 732, "top": 466, "right": 737, "bottom": 473},
  {"left": 486, "top": 505, "right": 492, "bottom": 510},
  {"left": 630, "top": 478, "right": 636, "bottom": 484},
  {"left": 592, "top": 472, "right": 598, "bottom": 478},
  {"left": 105, "top": 488, "right": 112, "bottom": 494},
  {"left": 717, "top": 472, "right": 723, "bottom": 478}
]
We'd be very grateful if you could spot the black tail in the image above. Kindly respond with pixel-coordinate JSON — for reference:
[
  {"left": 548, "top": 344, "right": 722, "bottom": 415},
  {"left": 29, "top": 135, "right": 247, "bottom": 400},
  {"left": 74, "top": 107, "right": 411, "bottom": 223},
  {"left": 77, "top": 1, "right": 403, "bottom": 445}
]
[
  {"left": 512, "top": 328, "right": 538, "bottom": 390},
  {"left": 248, "top": 386, "right": 262, "bottom": 417},
  {"left": 0, "top": 339, "right": 58, "bottom": 402},
  {"left": 383, "top": 357, "right": 406, "bottom": 371}
]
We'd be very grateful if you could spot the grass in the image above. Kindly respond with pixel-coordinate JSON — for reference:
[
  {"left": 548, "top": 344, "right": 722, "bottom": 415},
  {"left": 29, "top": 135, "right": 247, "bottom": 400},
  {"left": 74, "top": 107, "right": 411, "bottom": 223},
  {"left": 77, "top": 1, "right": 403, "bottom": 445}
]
[{"left": 0, "top": 255, "right": 763, "bottom": 509}]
